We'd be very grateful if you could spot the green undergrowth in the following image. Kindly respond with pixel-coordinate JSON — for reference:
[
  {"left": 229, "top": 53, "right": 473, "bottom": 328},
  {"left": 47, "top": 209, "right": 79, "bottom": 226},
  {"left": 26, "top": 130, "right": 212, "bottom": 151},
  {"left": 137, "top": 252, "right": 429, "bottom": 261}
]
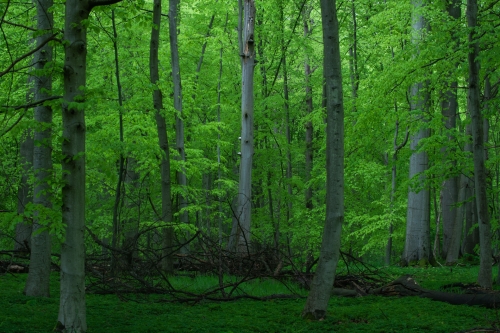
[{"left": 1, "top": 266, "right": 499, "bottom": 333}]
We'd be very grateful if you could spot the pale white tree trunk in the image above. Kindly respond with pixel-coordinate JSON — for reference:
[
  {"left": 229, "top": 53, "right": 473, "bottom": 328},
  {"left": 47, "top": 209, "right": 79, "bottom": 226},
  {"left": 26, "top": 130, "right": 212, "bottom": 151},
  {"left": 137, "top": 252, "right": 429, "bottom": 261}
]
[
  {"left": 230, "top": 0, "right": 255, "bottom": 252},
  {"left": 467, "top": 0, "right": 492, "bottom": 288},
  {"left": 402, "top": 0, "right": 431, "bottom": 266},
  {"left": 302, "top": 0, "right": 344, "bottom": 320},
  {"left": 25, "top": 0, "right": 53, "bottom": 298}
]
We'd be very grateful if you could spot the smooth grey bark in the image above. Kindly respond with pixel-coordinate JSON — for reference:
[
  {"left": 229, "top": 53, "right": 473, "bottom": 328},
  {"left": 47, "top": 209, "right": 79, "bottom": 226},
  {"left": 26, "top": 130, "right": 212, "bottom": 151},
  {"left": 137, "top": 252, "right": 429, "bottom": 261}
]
[
  {"left": 302, "top": 0, "right": 344, "bottom": 320},
  {"left": 440, "top": 0, "right": 460, "bottom": 260},
  {"left": 150, "top": 0, "right": 174, "bottom": 274},
  {"left": 59, "top": 3, "right": 89, "bottom": 332},
  {"left": 58, "top": 0, "right": 122, "bottom": 331},
  {"left": 229, "top": 0, "right": 256, "bottom": 253},
  {"left": 402, "top": 0, "right": 431, "bottom": 266},
  {"left": 168, "top": 0, "right": 189, "bottom": 253},
  {"left": 25, "top": 0, "right": 53, "bottom": 298},
  {"left": 467, "top": 0, "right": 492, "bottom": 289},
  {"left": 15, "top": 131, "right": 33, "bottom": 251}
]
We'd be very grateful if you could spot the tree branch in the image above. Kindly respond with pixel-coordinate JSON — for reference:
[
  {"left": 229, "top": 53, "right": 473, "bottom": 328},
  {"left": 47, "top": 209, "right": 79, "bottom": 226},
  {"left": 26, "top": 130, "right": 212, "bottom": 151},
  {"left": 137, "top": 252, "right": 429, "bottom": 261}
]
[
  {"left": 0, "top": 34, "right": 58, "bottom": 79},
  {"left": 89, "top": 0, "right": 123, "bottom": 8}
]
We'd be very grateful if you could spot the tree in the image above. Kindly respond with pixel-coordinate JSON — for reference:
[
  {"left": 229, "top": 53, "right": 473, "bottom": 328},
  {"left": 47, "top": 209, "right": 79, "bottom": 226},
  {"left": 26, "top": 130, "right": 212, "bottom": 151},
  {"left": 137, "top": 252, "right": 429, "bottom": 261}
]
[
  {"left": 169, "top": 0, "right": 189, "bottom": 253},
  {"left": 401, "top": 0, "right": 431, "bottom": 266},
  {"left": 25, "top": 0, "right": 53, "bottom": 298},
  {"left": 150, "top": 0, "right": 174, "bottom": 274},
  {"left": 440, "top": 0, "right": 460, "bottom": 261},
  {"left": 229, "top": 0, "right": 256, "bottom": 252},
  {"left": 302, "top": 0, "right": 344, "bottom": 320},
  {"left": 57, "top": 0, "right": 122, "bottom": 331},
  {"left": 467, "top": 0, "right": 492, "bottom": 289}
]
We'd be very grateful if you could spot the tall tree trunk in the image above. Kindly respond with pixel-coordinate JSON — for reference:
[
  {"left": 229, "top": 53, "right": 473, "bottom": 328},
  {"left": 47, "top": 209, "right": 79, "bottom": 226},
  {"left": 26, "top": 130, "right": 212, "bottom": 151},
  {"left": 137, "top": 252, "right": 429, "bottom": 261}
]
[
  {"left": 467, "top": 0, "right": 492, "bottom": 288},
  {"left": 303, "top": 5, "right": 313, "bottom": 211},
  {"left": 443, "top": 0, "right": 463, "bottom": 263},
  {"left": 281, "top": 0, "right": 291, "bottom": 256},
  {"left": 402, "top": 0, "right": 431, "bottom": 266},
  {"left": 302, "top": 0, "right": 344, "bottom": 320},
  {"left": 150, "top": 0, "right": 174, "bottom": 274},
  {"left": 440, "top": 0, "right": 460, "bottom": 260},
  {"left": 25, "top": 0, "right": 53, "bottom": 298},
  {"left": 230, "top": 0, "right": 256, "bottom": 253},
  {"left": 58, "top": 1, "right": 122, "bottom": 331},
  {"left": 168, "top": 0, "right": 189, "bottom": 253},
  {"left": 110, "top": 9, "right": 126, "bottom": 275}
]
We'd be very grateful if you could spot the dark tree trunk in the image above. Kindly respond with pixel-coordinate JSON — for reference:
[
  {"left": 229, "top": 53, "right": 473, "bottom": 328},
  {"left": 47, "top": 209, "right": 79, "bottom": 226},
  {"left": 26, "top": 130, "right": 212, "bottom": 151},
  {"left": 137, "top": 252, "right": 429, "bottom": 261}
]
[{"left": 302, "top": 0, "right": 344, "bottom": 320}]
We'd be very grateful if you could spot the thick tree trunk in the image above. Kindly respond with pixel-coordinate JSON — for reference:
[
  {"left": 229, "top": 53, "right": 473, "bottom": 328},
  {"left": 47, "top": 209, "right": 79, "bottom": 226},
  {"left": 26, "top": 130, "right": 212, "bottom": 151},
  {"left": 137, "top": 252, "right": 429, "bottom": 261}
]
[
  {"left": 302, "top": 0, "right": 344, "bottom": 320},
  {"left": 402, "top": 0, "right": 431, "bottom": 266},
  {"left": 467, "top": 0, "right": 492, "bottom": 289},
  {"left": 150, "top": 0, "right": 174, "bottom": 274},
  {"left": 58, "top": 1, "right": 122, "bottom": 331},
  {"left": 58, "top": 3, "right": 90, "bottom": 332},
  {"left": 25, "top": 0, "right": 53, "bottom": 298},
  {"left": 230, "top": 0, "right": 255, "bottom": 253}
]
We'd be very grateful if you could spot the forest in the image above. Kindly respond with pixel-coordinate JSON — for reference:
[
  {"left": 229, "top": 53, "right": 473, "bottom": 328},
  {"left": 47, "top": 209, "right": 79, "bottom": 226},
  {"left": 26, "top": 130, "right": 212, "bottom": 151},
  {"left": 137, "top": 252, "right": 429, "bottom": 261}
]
[{"left": 1, "top": 0, "right": 500, "bottom": 332}]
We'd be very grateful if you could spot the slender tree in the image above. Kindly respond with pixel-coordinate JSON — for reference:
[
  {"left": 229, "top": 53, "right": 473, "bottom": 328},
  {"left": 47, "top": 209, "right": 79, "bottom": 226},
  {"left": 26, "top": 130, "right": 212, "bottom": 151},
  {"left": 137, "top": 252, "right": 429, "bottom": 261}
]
[
  {"left": 441, "top": 0, "right": 461, "bottom": 260},
  {"left": 150, "top": 0, "right": 174, "bottom": 274},
  {"left": 302, "top": 0, "right": 344, "bottom": 320},
  {"left": 168, "top": 0, "right": 189, "bottom": 252}
]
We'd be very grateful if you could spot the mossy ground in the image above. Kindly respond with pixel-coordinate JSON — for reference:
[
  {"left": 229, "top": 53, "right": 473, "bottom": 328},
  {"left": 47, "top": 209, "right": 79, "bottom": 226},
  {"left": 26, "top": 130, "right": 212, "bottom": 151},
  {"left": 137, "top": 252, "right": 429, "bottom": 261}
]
[{"left": 1, "top": 266, "right": 499, "bottom": 333}]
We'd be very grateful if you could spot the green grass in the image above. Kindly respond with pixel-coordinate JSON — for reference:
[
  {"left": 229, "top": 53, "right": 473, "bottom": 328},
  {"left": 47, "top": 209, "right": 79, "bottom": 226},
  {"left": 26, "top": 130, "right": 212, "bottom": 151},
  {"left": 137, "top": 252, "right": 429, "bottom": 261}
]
[{"left": 1, "top": 266, "right": 499, "bottom": 333}]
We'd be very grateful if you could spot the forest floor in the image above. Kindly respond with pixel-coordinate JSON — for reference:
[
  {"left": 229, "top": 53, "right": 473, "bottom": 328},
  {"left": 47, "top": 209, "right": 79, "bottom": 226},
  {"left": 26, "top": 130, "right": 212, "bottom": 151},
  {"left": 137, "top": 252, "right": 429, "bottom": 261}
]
[{"left": 1, "top": 265, "right": 500, "bottom": 333}]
